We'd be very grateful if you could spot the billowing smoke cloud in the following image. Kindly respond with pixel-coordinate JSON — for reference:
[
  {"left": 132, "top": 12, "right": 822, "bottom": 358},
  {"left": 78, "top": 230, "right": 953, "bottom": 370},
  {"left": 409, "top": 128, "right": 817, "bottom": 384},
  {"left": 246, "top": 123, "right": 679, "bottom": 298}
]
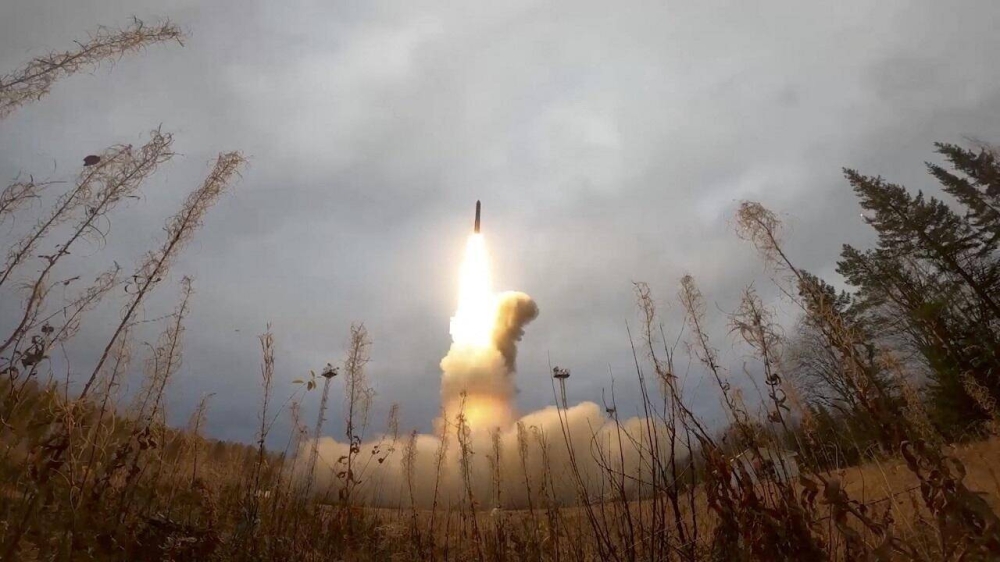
[
  {"left": 303, "top": 400, "right": 680, "bottom": 508},
  {"left": 299, "top": 290, "right": 686, "bottom": 508},
  {"left": 439, "top": 291, "right": 538, "bottom": 429},
  {"left": 491, "top": 291, "right": 539, "bottom": 371}
]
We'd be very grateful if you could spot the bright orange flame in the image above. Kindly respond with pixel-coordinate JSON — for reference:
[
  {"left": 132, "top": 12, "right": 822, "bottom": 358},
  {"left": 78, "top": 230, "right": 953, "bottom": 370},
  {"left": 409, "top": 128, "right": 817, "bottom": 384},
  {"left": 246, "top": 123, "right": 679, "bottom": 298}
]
[
  {"left": 449, "top": 395, "right": 511, "bottom": 431},
  {"left": 449, "top": 233, "right": 496, "bottom": 349}
]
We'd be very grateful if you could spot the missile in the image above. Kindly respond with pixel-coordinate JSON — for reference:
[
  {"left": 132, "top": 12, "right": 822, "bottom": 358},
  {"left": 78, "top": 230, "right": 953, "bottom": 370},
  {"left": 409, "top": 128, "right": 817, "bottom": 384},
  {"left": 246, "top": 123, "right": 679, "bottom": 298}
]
[{"left": 474, "top": 200, "right": 481, "bottom": 233}]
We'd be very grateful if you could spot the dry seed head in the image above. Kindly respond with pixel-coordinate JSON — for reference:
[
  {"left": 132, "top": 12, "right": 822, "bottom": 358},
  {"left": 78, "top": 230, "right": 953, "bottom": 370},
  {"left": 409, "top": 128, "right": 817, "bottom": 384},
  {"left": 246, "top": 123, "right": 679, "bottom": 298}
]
[
  {"left": 0, "top": 180, "right": 45, "bottom": 222},
  {"left": 735, "top": 200, "right": 786, "bottom": 267},
  {"left": 960, "top": 372, "right": 1000, "bottom": 435},
  {"left": 0, "top": 18, "right": 184, "bottom": 119}
]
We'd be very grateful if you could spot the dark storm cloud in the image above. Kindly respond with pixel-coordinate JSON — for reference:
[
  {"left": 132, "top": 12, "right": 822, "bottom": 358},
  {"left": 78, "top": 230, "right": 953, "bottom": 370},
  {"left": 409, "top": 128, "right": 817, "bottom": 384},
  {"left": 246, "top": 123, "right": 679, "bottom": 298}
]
[{"left": 2, "top": 0, "right": 999, "bottom": 443}]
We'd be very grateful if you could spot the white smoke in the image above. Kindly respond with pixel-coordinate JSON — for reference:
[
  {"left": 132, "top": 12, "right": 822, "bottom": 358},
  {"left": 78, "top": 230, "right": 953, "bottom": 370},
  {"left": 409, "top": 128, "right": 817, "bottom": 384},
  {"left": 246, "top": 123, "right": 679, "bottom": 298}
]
[
  {"left": 299, "top": 291, "right": 685, "bottom": 508},
  {"left": 304, "top": 401, "right": 681, "bottom": 508}
]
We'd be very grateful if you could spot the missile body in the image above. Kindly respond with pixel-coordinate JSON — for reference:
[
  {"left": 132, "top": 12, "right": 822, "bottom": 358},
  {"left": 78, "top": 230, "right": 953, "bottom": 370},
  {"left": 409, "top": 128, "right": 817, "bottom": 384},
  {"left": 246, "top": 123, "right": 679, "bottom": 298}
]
[{"left": 474, "top": 200, "right": 481, "bottom": 233}]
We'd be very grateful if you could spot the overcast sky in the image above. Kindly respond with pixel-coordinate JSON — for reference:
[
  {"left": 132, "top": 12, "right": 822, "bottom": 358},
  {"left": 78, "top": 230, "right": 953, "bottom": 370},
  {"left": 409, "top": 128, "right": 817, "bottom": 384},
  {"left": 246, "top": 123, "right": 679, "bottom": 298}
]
[{"left": 2, "top": 1, "right": 999, "bottom": 445}]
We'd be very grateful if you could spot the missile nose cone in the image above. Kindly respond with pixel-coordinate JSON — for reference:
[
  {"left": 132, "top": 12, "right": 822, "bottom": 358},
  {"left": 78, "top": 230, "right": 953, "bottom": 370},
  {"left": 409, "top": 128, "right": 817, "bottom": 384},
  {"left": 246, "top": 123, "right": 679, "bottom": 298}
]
[{"left": 474, "top": 200, "right": 481, "bottom": 233}]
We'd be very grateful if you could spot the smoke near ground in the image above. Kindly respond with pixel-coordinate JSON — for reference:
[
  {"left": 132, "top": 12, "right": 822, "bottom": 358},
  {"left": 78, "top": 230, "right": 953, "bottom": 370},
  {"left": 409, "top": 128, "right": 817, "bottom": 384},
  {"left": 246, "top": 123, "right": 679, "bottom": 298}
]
[{"left": 300, "top": 289, "right": 682, "bottom": 508}]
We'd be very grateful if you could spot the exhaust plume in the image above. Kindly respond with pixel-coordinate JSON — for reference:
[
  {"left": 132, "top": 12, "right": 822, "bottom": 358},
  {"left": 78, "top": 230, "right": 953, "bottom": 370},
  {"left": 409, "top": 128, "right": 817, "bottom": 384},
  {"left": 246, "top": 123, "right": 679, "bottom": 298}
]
[
  {"left": 300, "top": 231, "right": 681, "bottom": 508},
  {"left": 439, "top": 290, "right": 538, "bottom": 431}
]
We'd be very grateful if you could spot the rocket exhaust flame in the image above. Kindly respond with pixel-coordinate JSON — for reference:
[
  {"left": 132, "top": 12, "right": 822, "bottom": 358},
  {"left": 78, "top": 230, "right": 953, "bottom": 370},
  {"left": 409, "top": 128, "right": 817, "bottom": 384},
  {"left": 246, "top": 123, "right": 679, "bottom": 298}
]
[{"left": 448, "top": 233, "right": 496, "bottom": 350}]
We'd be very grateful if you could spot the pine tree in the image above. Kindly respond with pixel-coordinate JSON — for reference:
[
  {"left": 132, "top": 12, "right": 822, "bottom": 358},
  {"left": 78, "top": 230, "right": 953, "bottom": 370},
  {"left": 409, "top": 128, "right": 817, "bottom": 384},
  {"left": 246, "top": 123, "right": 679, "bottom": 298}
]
[
  {"left": 844, "top": 168, "right": 1000, "bottom": 322},
  {"left": 841, "top": 146, "right": 1000, "bottom": 435},
  {"left": 838, "top": 245, "right": 991, "bottom": 433},
  {"left": 928, "top": 142, "right": 1000, "bottom": 243}
]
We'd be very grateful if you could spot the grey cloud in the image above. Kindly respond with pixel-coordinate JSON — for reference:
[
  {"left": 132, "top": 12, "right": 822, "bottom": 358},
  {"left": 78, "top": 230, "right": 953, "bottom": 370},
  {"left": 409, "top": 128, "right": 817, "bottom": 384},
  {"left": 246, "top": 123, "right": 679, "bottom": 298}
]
[{"left": 1, "top": 0, "right": 999, "bottom": 445}]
